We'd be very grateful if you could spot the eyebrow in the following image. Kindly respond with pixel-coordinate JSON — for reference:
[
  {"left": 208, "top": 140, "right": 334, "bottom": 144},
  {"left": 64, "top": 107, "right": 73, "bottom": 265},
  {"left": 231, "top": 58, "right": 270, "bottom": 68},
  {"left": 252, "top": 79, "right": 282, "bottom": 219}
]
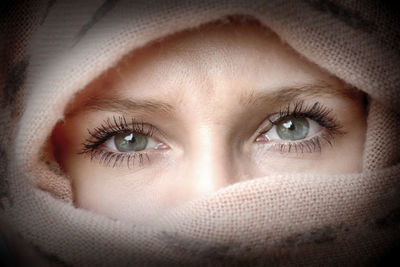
[
  {"left": 239, "top": 83, "right": 359, "bottom": 107},
  {"left": 73, "top": 97, "right": 175, "bottom": 115},
  {"left": 74, "top": 83, "right": 358, "bottom": 115}
]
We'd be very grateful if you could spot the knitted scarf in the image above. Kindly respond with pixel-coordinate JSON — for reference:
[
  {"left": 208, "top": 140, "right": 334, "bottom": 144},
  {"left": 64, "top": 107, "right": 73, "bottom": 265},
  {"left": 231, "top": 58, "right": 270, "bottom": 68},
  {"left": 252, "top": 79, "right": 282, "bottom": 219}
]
[{"left": 1, "top": 0, "right": 399, "bottom": 265}]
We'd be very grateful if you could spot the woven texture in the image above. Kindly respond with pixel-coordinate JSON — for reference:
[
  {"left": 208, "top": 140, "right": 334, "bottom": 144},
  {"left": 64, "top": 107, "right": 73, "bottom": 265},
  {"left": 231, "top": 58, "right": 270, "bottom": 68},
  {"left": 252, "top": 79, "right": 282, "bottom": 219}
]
[{"left": 1, "top": 0, "right": 400, "bottom": 266}]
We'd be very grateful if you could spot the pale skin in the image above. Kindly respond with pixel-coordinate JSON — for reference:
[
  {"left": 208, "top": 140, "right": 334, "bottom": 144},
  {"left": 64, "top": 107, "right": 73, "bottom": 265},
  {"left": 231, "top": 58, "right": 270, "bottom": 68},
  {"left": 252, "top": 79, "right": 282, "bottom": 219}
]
[{"left": 52, "top": 19, "right": 366, "bottom": 223}]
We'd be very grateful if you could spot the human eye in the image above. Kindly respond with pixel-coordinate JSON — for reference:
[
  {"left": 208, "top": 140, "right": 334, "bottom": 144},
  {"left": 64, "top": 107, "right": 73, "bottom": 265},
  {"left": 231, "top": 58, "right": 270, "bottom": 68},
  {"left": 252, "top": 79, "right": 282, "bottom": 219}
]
[
  {"left": 255, "top": 100, "right": 345, "bottom": 153},
  {"left": 79, "top": 115, "right": 168, "bottom": 168}
]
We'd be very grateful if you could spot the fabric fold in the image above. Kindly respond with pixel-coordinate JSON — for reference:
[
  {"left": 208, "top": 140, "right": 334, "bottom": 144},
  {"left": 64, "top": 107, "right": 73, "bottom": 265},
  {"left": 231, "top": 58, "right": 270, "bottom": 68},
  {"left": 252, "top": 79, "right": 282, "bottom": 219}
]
[{"left": 1, "top": 0, "right": 399, "bottom": 265}]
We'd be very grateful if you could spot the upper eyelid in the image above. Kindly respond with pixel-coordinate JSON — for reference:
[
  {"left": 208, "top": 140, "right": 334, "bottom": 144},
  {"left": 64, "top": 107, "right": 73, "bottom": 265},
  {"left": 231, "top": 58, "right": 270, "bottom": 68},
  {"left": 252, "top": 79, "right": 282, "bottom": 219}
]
[
  {"left": 80, "top": 116, "right": 166, "bottom": 153},
  {"left": 256, "top": 100, "right": 343, "bottom": 135},
  {"left": 94, "top": 116, "right": 161, "bottom": 137}
]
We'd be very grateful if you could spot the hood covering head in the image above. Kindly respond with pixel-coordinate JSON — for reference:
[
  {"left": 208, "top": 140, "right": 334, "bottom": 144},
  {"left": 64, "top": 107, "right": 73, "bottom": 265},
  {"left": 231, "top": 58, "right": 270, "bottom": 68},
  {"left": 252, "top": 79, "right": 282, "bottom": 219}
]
[{"left": 1, "top": 0, "right": 400, "bottom": 265}]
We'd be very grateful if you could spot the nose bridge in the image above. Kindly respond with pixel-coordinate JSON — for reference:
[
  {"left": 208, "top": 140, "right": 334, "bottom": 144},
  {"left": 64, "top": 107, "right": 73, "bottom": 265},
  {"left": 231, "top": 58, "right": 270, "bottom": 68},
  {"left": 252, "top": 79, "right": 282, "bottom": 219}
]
[{"left": 185, "top": 125, "right": 236, "bottom": 196}]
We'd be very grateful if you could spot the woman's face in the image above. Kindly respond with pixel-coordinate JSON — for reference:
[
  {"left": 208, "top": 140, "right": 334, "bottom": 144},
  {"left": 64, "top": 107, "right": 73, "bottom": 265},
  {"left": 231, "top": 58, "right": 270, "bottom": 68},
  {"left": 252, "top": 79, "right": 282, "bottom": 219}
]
[{"left": 53, "top": 20, "right": 366, "bottom": 223}]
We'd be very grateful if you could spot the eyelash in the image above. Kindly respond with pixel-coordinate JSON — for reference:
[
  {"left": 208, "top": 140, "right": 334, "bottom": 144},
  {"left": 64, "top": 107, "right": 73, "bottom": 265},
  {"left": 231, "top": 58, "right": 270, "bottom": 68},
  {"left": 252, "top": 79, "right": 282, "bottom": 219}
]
[
  {"left": 258, "top": 100, "right": 345, "bottom": 153},
  {"left": 80, "top": 101, "right": 344, "bottom": 167},
  {"left": 79, "top": 116, "right": 157, "bottom": 168}
]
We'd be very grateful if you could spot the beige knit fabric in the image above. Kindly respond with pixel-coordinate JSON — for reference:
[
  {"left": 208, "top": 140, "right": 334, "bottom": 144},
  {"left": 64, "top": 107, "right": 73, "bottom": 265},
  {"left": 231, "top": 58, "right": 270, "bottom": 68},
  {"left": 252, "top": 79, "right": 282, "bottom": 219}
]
[{"left": 1, "top": 0, "right": 400, "bottom": 266}]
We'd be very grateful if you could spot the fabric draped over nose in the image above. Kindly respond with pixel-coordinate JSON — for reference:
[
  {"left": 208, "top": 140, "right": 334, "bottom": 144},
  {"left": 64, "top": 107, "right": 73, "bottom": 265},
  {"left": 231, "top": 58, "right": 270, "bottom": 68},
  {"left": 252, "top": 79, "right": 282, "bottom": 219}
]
[{"left": 1, "top": 0, "right": 400, "bottom": 265}]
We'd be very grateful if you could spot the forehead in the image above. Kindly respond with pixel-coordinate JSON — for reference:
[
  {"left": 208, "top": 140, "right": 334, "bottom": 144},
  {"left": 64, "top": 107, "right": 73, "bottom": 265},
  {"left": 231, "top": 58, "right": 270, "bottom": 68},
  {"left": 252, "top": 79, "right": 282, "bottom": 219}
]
[{"left": 68, "top": 18, "right": 349, "bottom": 116}]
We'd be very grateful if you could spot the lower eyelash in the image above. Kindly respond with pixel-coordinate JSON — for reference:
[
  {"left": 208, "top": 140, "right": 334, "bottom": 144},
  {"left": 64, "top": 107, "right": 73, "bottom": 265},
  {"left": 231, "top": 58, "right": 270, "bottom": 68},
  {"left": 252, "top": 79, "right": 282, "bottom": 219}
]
[
  {"left": 268, "top": 133, "right": 335, "bottom": 154},
  {"left": 83, "top": 148, "right": 150, "bottom": 168}
]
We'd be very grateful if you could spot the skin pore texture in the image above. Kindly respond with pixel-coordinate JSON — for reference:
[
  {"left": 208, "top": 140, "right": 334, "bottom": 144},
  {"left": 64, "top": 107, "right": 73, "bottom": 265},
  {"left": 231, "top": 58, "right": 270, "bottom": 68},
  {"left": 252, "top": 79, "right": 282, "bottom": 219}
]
[{"left": 52, "top": 19, "right": 366, "bottom": 223}]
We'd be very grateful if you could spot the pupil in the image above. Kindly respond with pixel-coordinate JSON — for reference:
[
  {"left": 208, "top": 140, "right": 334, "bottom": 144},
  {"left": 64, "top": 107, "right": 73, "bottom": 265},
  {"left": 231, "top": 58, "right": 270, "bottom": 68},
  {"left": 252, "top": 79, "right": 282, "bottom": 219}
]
[
  {"left": 124, "top": 133, "right": 135, "bottom": 143},
  {"left": 282, "top": 120, "right": 295, "bottom": 130}
]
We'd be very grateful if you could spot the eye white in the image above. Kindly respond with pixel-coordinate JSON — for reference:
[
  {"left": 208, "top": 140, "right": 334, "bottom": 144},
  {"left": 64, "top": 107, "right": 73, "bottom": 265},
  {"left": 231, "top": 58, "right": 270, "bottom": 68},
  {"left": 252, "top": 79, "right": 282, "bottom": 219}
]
[
  {"left": 104, "top": 134, "right": 159, "bottom": 152},
  {"left": 264, "top": 118, "right": 322, "bottom": 141}
]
